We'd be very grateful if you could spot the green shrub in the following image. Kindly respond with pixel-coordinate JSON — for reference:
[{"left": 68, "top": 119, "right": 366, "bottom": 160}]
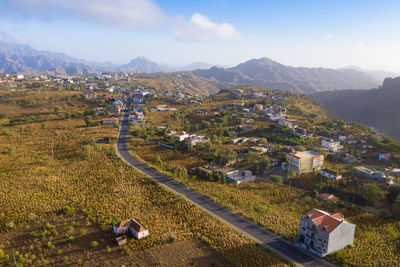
[
  {"left": 378, "top": 209, "right": 392, "bottom": 218},
  {"left": 7, "top": 147, "right": 15, "bottom": 155},
  {"left": 90, "top": 241, "right": 99, "bottom": 248},
  {"left": 270, "top": 175, "right": 284, "bottom": 184},
  {"left": 168, "top": 233, "right": 176, "bottom": 243},
  {"left": 0, "top": 248, "right": 4, "bottom": 258},
  {"left": 61, "top": 206, "right": 75, "bottom": 215}
]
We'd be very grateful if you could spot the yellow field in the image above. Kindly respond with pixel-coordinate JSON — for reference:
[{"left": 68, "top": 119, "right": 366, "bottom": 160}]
[{"left": 0, "top": 88, "right": 287, "bottom": 266}]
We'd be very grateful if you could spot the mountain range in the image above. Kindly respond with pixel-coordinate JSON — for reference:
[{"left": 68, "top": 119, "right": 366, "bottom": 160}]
[
  {"left": 0, "top": 41, "right": 214, "bottom": 75},
  {"left": 312, "top": 77, "right": 400, "bottom": 138},
  {"left": 0, "top": 41, "right": 396, "bottom": 94},
  {"left": 192, "top": 58, "right": 396, "bottom": 94}
]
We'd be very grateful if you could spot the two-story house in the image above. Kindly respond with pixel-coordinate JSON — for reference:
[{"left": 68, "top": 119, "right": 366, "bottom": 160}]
[{"left": 297, "top": 209, "right": 355, "bottom": 257}]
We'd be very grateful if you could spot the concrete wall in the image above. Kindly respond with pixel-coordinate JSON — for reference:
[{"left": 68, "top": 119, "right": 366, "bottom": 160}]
[{"left": 326, "top": 221, "right": 355, "bottom": 255}]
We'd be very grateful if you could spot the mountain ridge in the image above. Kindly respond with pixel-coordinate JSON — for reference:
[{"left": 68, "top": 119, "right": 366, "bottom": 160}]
[
  {"left": 0, "top": 41, "right": 397, "bottom": 95},
  {"left": 192, "top": 57, "right": 393, "bottom": 94}
]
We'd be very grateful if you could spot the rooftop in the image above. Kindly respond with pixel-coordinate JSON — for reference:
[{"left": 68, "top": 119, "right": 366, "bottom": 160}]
[{"left": 302, "top": 209, "right": 345, "bottom": 234}]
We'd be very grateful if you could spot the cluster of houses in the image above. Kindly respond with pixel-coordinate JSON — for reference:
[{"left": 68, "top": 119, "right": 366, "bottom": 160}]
[
  {"left": 101, "top": 97, "right": 126, "bottom": 125},
  {"left": 354, "top": 166, "right": 395, "bottom": 185},
  {"left": 110, "top": 98, "right": 124, "bottom": 115}
]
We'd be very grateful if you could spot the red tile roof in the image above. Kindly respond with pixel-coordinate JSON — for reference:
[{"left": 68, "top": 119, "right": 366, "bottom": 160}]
[{"left": 303, "top": 209, "right": 344, "bottom": 234}]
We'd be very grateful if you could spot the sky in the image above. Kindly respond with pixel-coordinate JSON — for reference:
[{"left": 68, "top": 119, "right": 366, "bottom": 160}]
[{"left": 0, "top": 0, "right": 400, "bottom": 72}]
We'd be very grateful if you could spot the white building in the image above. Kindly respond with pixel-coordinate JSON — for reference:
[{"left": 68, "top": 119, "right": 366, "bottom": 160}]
[
  {"left": 225, "top": 170, "right": 255, "bottom": 184},
  {"left": 378, "top": 153, "right": 391, "bottom": 161},
  {"left": 113, "top": 218, "right": 149, "bottom": 240},
  {"left": 297, "top": 209, "right": 355, "bottom": 257},
  {"left": 187, "top": 135, "right": 209, "bottom": 146},
  {"left": 168, "top": 130, "right": 189, "bottom": 142},
  {"left": 129, "top": 218, "right": 149, "bottom": 239},
  {"left": 321, "top": 138, "right": 343, "bottom": 152},
  {"left": 320, "top": 169, "right": 342, "bottom": 180},
  {"left": 102, "top": 118, "right": 119, "bottom": 125}
]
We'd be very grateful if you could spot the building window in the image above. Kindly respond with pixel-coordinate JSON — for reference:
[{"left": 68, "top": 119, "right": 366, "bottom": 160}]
[{"left": 323, "top": 240, "right": 327, "bottom": 243}]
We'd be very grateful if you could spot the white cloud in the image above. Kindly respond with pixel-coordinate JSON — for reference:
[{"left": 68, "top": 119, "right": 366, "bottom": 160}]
[
  {"left": 173, "top": 13, "right": 242, "bottom": 42},
  {"left": 3, "top": 0, "right": 165, "bottom": 28},
  {"left": 2, "top": 1, "right": 241, "bottom": 42},
  {"left": 325, "top": 33, "right": 334, "bottom": 39}
]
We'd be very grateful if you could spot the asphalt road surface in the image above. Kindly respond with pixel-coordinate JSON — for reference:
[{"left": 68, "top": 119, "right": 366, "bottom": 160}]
[{"left": 115, "top": 99, "right": 334, "bottom": 267}]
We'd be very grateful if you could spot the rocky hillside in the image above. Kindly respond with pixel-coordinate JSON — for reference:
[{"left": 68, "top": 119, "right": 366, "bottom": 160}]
[{"left": 311, "top": 77, "right": 400, "bottom": 138}]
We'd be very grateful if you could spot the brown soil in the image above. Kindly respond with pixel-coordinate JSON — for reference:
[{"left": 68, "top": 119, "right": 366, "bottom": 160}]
[{"left": 132, "top": 239, "right": 233, "bottom": 267}]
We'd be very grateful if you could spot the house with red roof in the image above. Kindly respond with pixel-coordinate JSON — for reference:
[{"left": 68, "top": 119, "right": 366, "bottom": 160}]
[
  {"left": 297, "top": 208, "right": 355, "bottom": 257},
  {"left": 113, "top": 218, "right": 149, "bottom": 240}
]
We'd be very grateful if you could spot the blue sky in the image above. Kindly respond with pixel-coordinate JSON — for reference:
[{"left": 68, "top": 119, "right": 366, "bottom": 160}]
[{"left": 1, "top": 0, "right": 400, "bottom": 72}]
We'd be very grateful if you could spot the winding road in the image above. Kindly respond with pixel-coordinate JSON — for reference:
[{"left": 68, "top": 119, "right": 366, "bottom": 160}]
[{"left": 115, "top": 99, "right": 334, "bottom": 267}]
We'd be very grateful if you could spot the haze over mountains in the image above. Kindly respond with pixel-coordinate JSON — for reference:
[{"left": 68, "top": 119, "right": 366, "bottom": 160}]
[
  {"left": 0, "top": 41, "right": 214, "bottom": 75},
  {"left": 0, "top": 41, "right": 396, "bottom": 95},
  {"left": 192, "top": 58, "right": 395, "bottom": 94},
  {"left": 312, "top": 77, "right": 400, "bottom": 139}
]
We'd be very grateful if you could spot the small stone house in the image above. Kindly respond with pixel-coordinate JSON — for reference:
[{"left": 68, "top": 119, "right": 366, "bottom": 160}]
[{"left": 113, "top": 218, "right": 149, "bottom": 240}]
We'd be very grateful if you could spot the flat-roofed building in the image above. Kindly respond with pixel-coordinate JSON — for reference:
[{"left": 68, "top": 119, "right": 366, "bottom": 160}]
[{"left": 286, "top": 151, "right": 324, "bottom": 175}]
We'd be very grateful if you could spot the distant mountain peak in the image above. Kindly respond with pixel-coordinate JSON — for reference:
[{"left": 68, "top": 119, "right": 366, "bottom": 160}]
[{"left": 382, "top": 77, "right": 400, "bottom": 89}]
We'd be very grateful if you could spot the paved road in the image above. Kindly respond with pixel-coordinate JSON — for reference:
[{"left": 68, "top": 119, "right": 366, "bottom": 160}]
[{"left": 116, "top": 99, "right": 334, "bottom": 267}]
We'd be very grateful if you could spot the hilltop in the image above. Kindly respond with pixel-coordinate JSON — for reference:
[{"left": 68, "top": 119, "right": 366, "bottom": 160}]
[{"left": 312, "top": 77, "right": 400, "bottom": 138}]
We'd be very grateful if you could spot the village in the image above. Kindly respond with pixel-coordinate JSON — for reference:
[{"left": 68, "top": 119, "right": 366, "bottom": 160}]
[{"left": 1, "top": 73, "right": 400, "bottom": 261}]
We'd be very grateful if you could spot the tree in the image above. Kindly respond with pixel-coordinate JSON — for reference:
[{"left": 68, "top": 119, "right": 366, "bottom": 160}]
[
  {"left": 220, "top": 150, "right": 237, "bottom": 165},
  {"left": 257, "top": 138, "right": 268, "bottom": 145},
  {"left": 360, "top": 184, "right": 382, "bottom": 204},
  {"left": 386, "top": 185, "right": 400, "bottom": 204},
  {"left": 392, "top": 195, "right": 400, "bottom": 218},
  {"left": 258, "top": 156, "right": 270, "bottom": 173},
  {"left": 378, "top": 209, "right": 392, "bottom": 218},
  {"left": 53, "top": 106, "right": 61, "bottom": 114},
  {"left": 85, "top": 116, "right": 91, "bottom": 127},
  {"left": 270, "top": 175, "right": 283, "bottom": 184},
  {"left": 243, "top": 151, "right": 262, "bottom": 164}
]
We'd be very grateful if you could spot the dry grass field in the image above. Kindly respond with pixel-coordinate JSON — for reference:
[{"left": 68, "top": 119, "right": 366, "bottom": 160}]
[{"left": 0, "top": 88, "right": 287, "bottom": 266}]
